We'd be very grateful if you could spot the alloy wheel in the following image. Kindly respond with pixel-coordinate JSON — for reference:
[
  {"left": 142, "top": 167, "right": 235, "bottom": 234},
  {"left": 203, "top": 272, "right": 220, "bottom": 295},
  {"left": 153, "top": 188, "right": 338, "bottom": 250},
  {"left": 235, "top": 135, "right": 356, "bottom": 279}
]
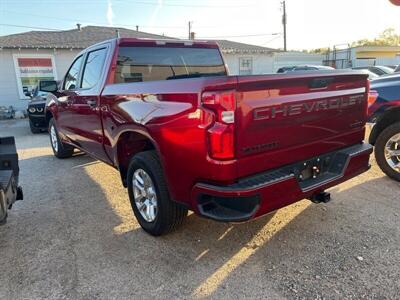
[
  {"left": 132, "top": 169, "right": 158, "bottom": 222},
  {"left": 384, "top": 133, "right": 400, "bottom": 173}
]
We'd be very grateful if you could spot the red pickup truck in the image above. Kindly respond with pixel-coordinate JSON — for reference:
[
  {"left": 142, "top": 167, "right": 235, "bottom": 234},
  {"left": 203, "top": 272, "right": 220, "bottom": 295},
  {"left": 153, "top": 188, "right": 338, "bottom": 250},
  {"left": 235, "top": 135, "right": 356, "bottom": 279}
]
[{"left": 43, "top": 38, "right": 372, "bottom": 236}]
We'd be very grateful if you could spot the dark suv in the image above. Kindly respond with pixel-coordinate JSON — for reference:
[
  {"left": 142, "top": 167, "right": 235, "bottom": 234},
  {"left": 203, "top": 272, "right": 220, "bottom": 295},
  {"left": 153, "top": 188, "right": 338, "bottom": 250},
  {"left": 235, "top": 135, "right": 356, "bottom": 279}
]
[
  {"left": 368, "top": 74, "right": 400, "bottom": 181},
  {"left": 25, "top": 81, "right": 53, "bottom": 133}
]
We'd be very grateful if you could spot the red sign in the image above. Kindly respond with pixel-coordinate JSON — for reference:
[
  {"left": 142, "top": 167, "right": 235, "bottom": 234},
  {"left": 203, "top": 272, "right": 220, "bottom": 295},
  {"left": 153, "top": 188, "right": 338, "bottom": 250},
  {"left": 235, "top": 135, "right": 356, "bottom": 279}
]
[
  {"left": 389, "top": 0, "right": 400, "bottom": 5},
  {"left": 17, "top": 58, "right": 52, "bottom": 67}
]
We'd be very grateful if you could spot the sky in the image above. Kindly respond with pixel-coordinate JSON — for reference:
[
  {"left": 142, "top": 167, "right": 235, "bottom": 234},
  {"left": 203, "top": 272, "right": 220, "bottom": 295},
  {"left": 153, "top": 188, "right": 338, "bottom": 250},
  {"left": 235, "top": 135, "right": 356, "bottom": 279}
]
[{"left": 0, "top": 0, "right": 399, "bottom": 50}]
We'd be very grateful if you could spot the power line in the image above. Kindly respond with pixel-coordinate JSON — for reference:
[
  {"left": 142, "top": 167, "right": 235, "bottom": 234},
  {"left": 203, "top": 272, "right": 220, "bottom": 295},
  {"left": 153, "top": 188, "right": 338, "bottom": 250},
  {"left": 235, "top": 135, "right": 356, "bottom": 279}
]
[
  {"left": 195, "top": 33, "right": 281, "bottom": 39},
  {"left": 0, "top": 23, "right": 281, "bottom": 41},
  {"left": 114, "top": 0, "right": 252, "bottom": 8},
  {"left": 0, "top": 23, "right": 63, "bottom": 31},
  {"left": 1, "top": 0, "right": 254, "bottom": 8},
  {"left": 1, "top": 10, "right": 185, "bottom": 28},
  {"left": 1, "top": 9, "right": 273, "bottom": 30},
  {"left": 260, "top": 34, "right": 283, "bottom": 46}
]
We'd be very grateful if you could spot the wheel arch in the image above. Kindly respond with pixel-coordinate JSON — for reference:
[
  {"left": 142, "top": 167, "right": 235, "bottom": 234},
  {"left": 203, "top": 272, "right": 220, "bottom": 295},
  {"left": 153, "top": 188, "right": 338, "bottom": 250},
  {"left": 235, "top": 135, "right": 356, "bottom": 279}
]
[
  {"left": 115, "top": 130, "right": 160, "bottom": 187},
  {"left": 369, "top": 107, "right": 400, "bottom": 145}
]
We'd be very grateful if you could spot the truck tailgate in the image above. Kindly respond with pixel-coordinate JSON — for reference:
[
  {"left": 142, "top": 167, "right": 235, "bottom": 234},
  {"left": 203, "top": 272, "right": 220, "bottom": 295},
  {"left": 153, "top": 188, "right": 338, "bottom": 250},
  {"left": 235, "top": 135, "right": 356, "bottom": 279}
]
[{"left": 235, "top": 72, "right": 369, "bottom": 177}]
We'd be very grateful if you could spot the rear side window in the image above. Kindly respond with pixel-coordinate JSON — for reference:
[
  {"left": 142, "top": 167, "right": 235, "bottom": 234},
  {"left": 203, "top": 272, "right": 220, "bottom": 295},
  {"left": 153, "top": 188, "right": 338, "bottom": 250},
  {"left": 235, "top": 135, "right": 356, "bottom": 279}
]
[
  {"left": 114, "top": 46, "right": 227, "bottom": 83},
  {"left": 81, "top": 48, "right": 107, "bottom": 89}
]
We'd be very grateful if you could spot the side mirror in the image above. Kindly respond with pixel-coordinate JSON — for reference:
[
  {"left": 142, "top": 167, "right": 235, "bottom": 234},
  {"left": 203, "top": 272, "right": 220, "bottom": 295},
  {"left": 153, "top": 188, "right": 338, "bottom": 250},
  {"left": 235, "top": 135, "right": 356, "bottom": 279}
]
[
  {"left": 24, "top": 91, "right": 33, "bottom": 98},
  {"left": 39, "top": 80, "right": 58, "bottom": 93}
]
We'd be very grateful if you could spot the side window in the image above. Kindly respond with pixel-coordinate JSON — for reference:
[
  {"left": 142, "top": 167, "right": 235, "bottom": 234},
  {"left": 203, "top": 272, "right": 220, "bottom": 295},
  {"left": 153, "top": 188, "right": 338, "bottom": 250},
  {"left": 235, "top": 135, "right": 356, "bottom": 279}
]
[
  {"left": 64, "top": 55, "right": 83, "bottom": 91},
  {"left": 81, "top": 48, "right": 108, "bottom": 89}
]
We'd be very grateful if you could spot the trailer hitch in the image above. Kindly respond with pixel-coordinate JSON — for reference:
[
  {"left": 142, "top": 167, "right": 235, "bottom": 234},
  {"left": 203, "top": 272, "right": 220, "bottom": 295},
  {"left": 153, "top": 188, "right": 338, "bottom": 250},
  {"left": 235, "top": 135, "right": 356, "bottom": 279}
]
[{"left": 308, "top": 191, "right": 331, "bottom": 204}]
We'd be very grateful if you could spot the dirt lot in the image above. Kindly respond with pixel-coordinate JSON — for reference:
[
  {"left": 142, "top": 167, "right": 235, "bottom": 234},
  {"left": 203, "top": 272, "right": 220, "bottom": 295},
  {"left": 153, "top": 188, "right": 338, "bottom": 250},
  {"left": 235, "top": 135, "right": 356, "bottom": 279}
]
[{"left": 0, "top": 119, "right": 399, "bottom": 299}]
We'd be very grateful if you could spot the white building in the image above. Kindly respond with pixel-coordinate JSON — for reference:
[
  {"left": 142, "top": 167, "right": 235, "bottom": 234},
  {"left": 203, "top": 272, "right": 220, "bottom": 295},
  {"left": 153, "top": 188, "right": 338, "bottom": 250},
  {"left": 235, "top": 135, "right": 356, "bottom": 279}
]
[{"left": 0, "top": 25, "right": 323, "bottom": 110}]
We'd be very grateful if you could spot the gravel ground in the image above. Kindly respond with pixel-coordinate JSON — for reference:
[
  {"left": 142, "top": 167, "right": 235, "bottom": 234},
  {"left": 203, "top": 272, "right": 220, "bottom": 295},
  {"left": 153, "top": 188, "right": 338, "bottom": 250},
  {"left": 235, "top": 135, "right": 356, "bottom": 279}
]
[{"left": 0, "top": 119, "right": 399, "bottom": 299}]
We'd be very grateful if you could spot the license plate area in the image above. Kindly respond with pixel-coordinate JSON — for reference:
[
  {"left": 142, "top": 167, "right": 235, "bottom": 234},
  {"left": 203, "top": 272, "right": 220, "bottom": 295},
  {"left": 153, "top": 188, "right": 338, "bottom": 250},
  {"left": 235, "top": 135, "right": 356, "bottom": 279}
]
[{"left": 289, "top": 152, "right": 349, "bottom": 191}]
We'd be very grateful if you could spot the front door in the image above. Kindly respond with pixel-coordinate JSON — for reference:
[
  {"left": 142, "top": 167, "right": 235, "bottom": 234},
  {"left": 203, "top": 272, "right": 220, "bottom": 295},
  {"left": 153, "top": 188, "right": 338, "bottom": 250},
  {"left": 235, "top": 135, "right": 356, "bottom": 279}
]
[{"left": 57, "top": 47, "right": 111, "bottom": 163}]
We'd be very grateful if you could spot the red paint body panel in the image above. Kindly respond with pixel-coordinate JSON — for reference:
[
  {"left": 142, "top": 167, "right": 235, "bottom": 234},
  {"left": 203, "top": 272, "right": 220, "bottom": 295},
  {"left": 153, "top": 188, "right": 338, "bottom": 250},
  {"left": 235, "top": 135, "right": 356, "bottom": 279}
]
[{"left": 48, "top": 38, "right": 372, "bottom": 221}]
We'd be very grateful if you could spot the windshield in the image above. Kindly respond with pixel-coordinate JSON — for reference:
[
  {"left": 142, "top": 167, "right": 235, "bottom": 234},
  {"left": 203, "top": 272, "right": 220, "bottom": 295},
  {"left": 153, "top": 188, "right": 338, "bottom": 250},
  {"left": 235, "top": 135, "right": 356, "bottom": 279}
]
[
  {"left": 33, "top": 87, "right": 48, "bottom": 98},
  {"left": 378, "top": 66, "right": 394, "bottom": 74},
  {"left": 114, "top": 46, "right": 227, "bottom": 83},
  {"left": 32, "top": 86, "right": 48, "bottom": 98}
]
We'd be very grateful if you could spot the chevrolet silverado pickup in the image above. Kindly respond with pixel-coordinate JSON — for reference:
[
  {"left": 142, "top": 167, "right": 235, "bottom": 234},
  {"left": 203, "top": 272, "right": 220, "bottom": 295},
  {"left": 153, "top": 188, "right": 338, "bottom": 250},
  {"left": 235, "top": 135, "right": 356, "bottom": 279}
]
[{"left": 43, "top": 38, "right": 372, "bottom": 236}]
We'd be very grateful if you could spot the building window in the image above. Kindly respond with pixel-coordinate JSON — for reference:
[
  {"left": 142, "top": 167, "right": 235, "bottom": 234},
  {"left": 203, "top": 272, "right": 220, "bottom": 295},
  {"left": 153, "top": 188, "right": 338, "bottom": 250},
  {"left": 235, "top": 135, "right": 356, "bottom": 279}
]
[{"left": 239, "top": 57, "right": 253, "bottom": 75}]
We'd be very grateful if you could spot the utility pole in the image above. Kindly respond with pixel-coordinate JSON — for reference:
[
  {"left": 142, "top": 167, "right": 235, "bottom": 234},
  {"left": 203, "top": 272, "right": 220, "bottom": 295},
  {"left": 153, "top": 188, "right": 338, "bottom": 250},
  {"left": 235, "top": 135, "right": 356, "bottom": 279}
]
[
  {"left": 282, "top": 1, "right": 287, "bottom": 51},
  {"left": 188, "top": 21, "right": 193, "bottom": 40}
]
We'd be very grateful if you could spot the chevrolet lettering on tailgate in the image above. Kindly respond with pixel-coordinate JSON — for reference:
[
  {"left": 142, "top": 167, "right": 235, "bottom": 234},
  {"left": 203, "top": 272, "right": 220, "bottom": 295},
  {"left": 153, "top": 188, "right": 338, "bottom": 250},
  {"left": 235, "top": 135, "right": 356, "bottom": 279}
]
[{"left": 253, "top": 94, "right": 365, "bottom": 121}]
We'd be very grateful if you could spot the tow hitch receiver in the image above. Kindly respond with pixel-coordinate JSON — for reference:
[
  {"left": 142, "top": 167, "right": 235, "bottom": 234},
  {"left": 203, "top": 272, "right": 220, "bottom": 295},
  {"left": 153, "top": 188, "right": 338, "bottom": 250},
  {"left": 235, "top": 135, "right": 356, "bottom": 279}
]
[{"left": 308, "top": 191, "right": 331, "bottom": 204}]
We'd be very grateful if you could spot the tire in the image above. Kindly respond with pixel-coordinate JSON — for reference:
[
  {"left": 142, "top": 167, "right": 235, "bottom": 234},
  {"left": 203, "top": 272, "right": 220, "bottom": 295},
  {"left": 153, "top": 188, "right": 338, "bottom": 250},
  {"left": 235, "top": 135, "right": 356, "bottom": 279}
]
[
  {"left": 0, "top": 190, "right": 7, "bottom": 226},
  {"left": 375, "top": 122, "right": 400, "bottom": 182},
  {"left": 29, "top": 119, "right": 41, "bottom": 134},
  {"left": 127, "top": 150, "right": 187, "bottom": 236},
  {"left": 48, "top": 118, "right": 74, "bottom": 159}
]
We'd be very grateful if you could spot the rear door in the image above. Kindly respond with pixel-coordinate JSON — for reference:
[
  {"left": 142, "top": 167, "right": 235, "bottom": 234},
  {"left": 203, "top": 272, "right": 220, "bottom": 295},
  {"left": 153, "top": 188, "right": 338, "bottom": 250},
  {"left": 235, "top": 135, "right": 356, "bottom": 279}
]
[{"left": 234, "top": 72, "right": 369, "bottom": 176}]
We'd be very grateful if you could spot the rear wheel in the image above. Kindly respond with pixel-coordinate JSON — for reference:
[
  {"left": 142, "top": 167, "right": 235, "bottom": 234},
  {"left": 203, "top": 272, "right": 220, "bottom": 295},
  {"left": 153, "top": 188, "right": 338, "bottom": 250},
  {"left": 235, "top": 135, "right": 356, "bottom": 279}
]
[
  {"left": 48, "top": 118, "right": 74, "bottom": 159},
  {"left": 375, "top": 122, "right": 400, "bottom": 182},
  {"left": 127, "top": 150, "right": 187, "bottom": 236}
]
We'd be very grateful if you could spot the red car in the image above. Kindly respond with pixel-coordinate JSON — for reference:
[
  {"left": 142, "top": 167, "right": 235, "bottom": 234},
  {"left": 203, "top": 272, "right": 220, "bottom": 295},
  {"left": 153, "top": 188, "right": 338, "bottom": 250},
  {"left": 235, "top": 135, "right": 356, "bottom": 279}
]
[
  {"left": 41, "top": 38, "right": 372, "bottom": 236},
  {"left": 368, "top": 74, "right": 400, "bottom": 181}
]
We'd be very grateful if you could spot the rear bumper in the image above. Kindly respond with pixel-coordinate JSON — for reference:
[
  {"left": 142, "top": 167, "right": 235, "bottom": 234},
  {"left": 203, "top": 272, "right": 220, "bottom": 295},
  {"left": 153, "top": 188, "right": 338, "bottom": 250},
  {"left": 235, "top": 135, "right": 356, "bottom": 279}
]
[{"left": 191, "top": 142, "right": 373, "bottom": 222}]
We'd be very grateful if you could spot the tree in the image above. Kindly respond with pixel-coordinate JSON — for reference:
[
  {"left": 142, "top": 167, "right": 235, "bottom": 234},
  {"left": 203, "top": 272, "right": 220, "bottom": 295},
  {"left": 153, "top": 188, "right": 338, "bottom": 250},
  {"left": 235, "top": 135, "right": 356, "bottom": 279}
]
[{"left": 351, "top": 28, "right": 400, "bottom": 47}]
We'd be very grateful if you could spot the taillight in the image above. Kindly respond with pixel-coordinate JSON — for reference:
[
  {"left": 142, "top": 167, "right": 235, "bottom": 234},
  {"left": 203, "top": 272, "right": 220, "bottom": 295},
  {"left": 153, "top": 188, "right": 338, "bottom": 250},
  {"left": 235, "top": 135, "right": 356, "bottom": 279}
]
[
  {"left": 368, "top": 90, "right": 378, "bottom": 107},
  {"left": 202, "top": 90, "right": 236, "bottom": 160}
]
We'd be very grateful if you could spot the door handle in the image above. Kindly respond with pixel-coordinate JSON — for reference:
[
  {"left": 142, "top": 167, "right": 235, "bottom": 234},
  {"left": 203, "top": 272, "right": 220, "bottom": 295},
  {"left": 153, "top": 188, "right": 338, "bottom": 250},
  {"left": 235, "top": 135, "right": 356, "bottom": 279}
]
[{"left": 86, "top": 100, "right": 97, "bottom": 108}]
